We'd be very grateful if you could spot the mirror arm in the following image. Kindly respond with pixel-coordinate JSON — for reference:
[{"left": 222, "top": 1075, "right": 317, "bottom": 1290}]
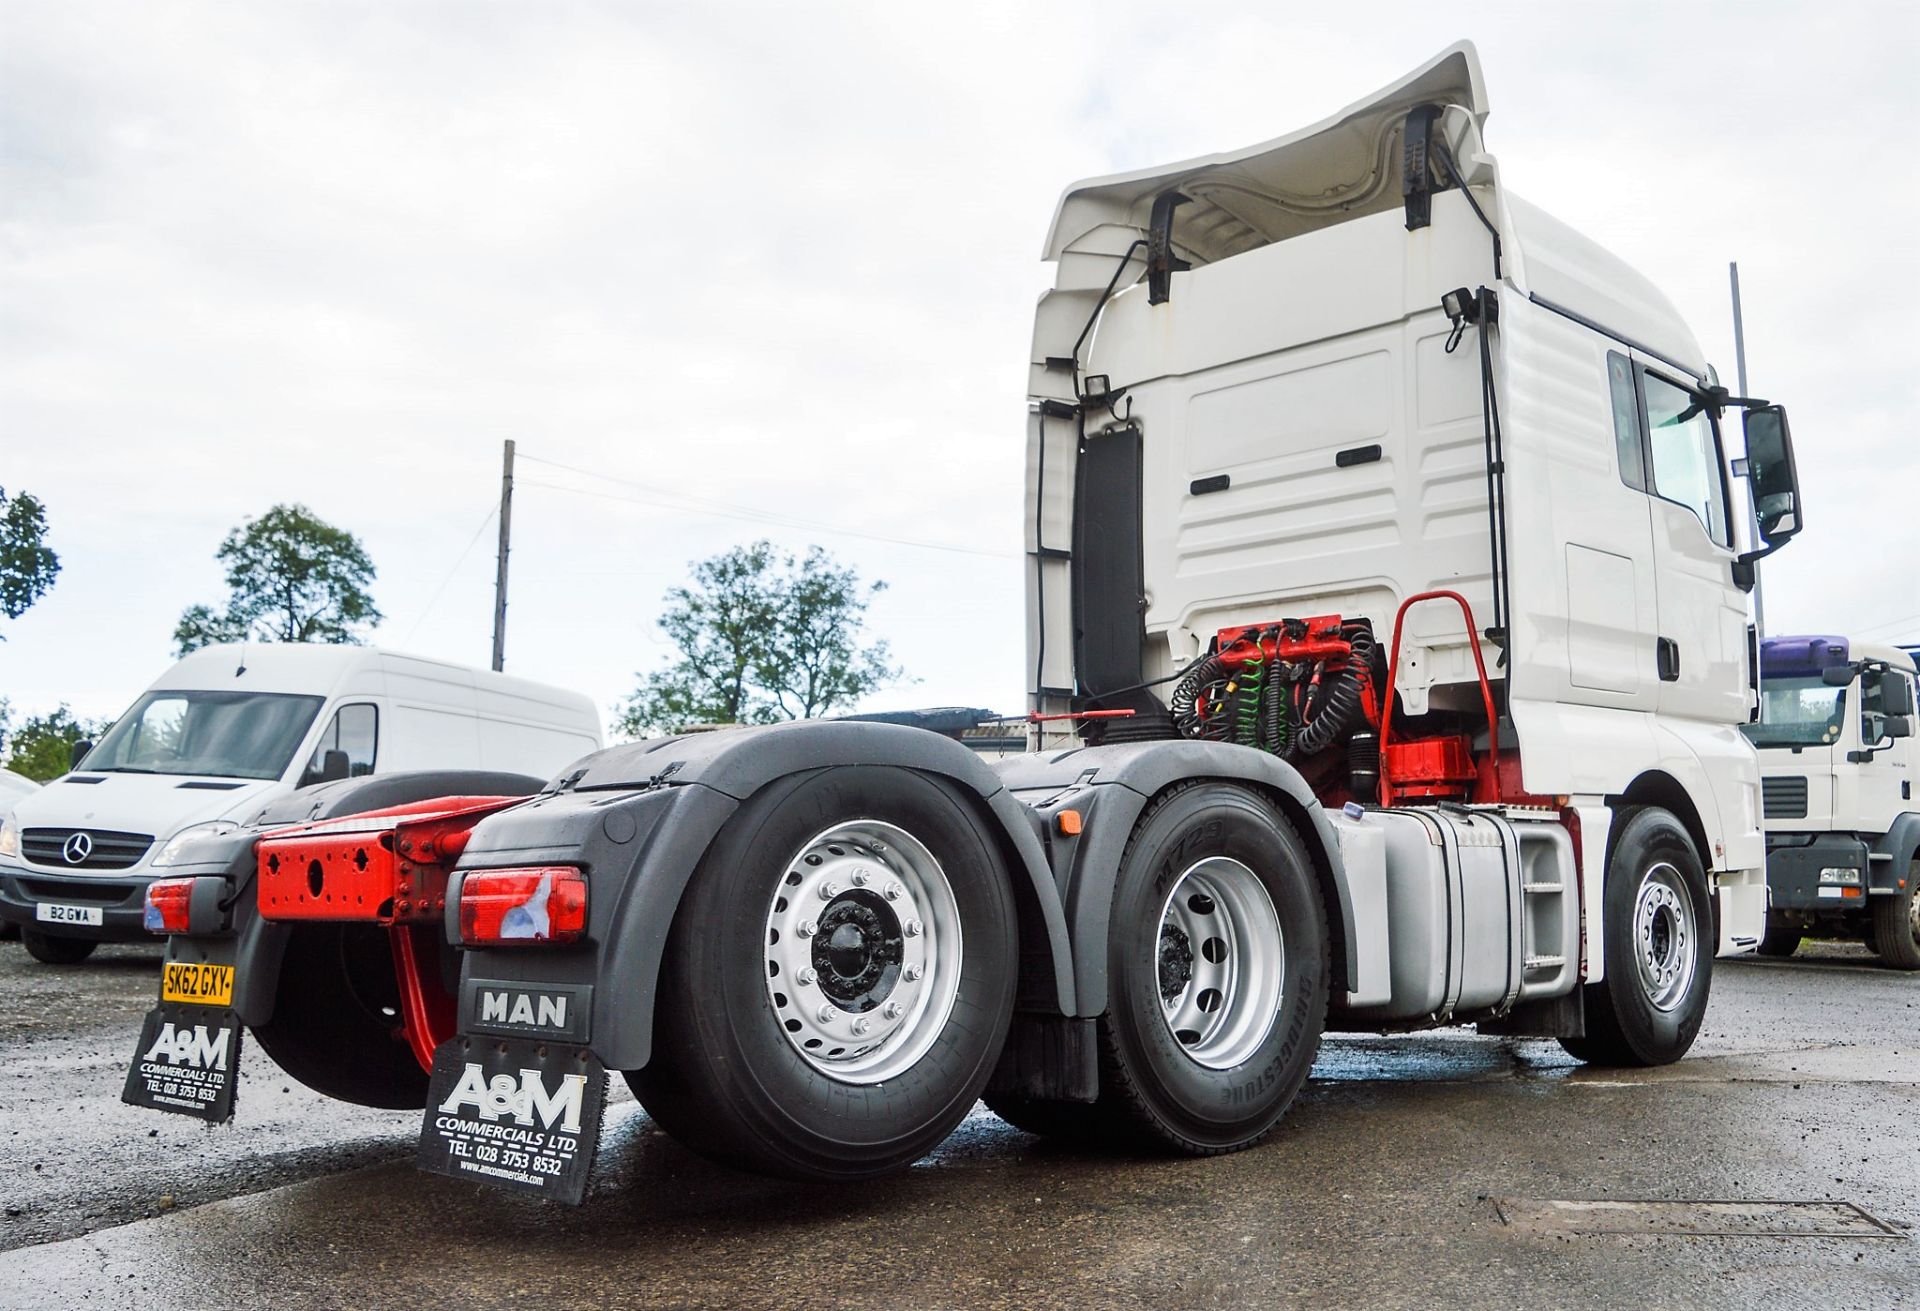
[
  {"left": 1702, "top": 383, "right": 1772, "bottom": 413},
  {"left": 1736, "top": 537, "right": 1788, "bottom": 569}
]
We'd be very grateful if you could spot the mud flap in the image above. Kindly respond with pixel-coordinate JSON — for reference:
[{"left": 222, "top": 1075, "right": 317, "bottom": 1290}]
[
  {"left": 416, "top": 1036, "right": 607, "bottom": 1206},
  {"left": 121, "top": 1003, "right": 244, "bottom": 1122}
]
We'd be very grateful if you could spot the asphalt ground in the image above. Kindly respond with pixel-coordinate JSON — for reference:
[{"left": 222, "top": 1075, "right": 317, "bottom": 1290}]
[{"left": 0, "top": 938, "right": 1913, "bottom": 1309}]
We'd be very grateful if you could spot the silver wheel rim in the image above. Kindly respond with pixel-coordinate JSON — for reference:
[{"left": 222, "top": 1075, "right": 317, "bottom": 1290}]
[
  {"left": 1908, "top": 865, "right": 1920, "bottom": 943},
  {"left": 763, "top": 819, "right": 962, "bottom": 1085},
  {"left": 1632, "top": 861, "right": 1697, "bottom": 1012},
  {"left": 1155, "top": 856, "right": 1284, "bottom": 1070}
]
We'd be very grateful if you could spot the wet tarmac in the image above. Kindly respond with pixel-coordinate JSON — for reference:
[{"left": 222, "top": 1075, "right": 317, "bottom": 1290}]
[{"left": 0, "top": 938, "right": 1913, "bottom": 1308}]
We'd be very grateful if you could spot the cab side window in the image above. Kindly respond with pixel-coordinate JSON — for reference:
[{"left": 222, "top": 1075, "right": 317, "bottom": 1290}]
[
  {"left": 1605, "top": 354, "right": 1732, "bottom": 548},
  {"left": 302, "top": 704, "right": 378, "bottom": 783},
  {"left": 1861, "top": 670, "right": 1890, "bottom": 747}
]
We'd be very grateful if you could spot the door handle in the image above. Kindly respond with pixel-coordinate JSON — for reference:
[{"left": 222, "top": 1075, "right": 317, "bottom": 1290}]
[{"left": 1657, "top": 637, "right": 1681, "bottom": 682}]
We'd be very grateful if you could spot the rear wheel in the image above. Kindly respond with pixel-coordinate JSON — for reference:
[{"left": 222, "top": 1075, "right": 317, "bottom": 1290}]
[
  {"left": 1869, "top": 861, "right": 1920, "bottom": 970},
  {"left": 1756, "top": 926, "right": 1801, "bottom": 958},
  {"left": 630, "top": 766, "right": 1017, "bottom": 1180},
  {"left": 1560, "top": 807, "right": 1712, "bottom": 1067},
  {"left": 1083, "top": 783, "right": 1327, "bottom": 1155},
  {"left": 21, "top": 929, "right": 98, "bottom": 965},
  {"left": 251, "top": 924, "right": 430, "bottom": 1108}
]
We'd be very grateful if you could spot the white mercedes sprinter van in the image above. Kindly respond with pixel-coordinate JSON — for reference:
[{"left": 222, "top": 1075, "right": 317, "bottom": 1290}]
[{"left": 0, "top": 644, "right": 602, "bottom": 963}]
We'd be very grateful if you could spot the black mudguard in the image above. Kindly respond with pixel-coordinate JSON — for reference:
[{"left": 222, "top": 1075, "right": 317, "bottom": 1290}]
[
  {"left": 450, "top": 721, "right": 1078, "bottom": 1071},
  {"left": 1871, "top": 813, "right": 1920, "bottom": 892},
  {"left": 992, "top": 739, "right": 1357, "bottom": 1016}
]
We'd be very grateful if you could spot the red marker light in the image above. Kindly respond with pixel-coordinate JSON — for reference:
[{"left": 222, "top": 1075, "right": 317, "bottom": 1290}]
[
  {"left": 458, "top": 867, "right": 587, "bottom": 946},
  {"left": 144, "top": 878, "right": 196, "bottom": 935}
]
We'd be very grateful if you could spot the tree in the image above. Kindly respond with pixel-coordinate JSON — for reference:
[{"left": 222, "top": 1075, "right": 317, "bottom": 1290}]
[
  {"left": 619, "top": 542, "right": 905, "bottom": 737},
  {"left": 0, "top": 487, "right": 60, "bottom": 636},
  {"left": 5, "top": 706, "right": 107, "bottom": 782},
  {"left": 175, "top": 504, "right": 383, "bottom": 655}
]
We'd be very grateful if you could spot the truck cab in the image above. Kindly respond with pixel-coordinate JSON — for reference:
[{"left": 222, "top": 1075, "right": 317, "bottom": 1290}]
[{"left": 1744, "top": 636, "right": 1920, "bottom": 966}]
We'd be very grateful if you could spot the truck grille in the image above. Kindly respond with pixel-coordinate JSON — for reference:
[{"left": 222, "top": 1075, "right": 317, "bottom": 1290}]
[
  {"left": 1761, "top": 776, "right": 1808, "bottom": 820},
  {"left": 21, "top": 827, "right": 154, "bottom": 870}
]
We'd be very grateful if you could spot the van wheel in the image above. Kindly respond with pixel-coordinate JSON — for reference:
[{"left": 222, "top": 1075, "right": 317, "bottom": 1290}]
[
  {"left": 1870, "top": 861, "right": 1920, "bottom": 970},
  {"left": 1560, "top": 807, "right": 1712, "bottom": 1066},
  {"left": 1090, "top": 783, "right": 1327, "bottom": 1155},
  {"left": 251, "top": 924, "right": 430, "bottom": 1108},
  {"left": 630, "top": 766, "right": 1017, "bottom": 1181},
  {"left": 22, "top": 929, "right": 98, "bottom": 965},
  {"left": 1756, "top": 926, "right": 1801, "bottom": 958}
]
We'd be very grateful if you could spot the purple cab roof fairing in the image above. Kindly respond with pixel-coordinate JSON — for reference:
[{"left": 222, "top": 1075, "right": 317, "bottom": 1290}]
[{"left": 1758, "top": 635, "right": 1850, "bottom": 678}]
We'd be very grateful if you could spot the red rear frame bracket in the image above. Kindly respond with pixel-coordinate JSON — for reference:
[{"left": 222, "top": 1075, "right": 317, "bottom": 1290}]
[{"left": 256, "top": 795, "right": 526, "bottom": 925}]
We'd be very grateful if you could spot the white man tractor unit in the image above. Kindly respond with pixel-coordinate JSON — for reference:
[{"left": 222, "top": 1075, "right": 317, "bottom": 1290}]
[
  {"left": 124, "top": 43, "right": 1806, "bottom": 1204},
  {"left": 1745, "top": 636, "right": 1919, "bottom": 967}
]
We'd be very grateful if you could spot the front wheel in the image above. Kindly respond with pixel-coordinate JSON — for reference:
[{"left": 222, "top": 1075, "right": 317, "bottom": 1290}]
[
  {"left": 21, "top": 929, "right": 98, "bottom": 965},
  {"left": 1869, "top": 861, "right": 1920, "bottom": 970},
  {"left": 629, "top": 766, "right": 1017, "bottom": 1180},
  {"left": 1559, "top": 807, "right": 1712, "bottom": 1067}
]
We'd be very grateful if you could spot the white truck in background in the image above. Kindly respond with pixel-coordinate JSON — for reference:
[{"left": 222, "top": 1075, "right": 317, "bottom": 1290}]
[
  {"left": 1746, "top": 637, "right": 1919, "bottom": 967},
  {"left": 131, "top": 43, "right": 1807, "bottom": 1203},
  {"left": 0, "top": 643, "right": 602, "bottom": 964}
]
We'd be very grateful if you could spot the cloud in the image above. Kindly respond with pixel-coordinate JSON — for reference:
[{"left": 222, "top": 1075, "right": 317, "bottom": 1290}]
[{"left": 3, "top": 1, "right": 1916, "bottom": 730}]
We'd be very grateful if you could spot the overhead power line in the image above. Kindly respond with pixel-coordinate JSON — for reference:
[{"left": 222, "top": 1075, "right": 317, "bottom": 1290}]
[
  {"left": 398, "top": 505, "right": 499, "bottom": 648},
  {"left": 516, "top": 452, "right": 1016, "bottom": 560}
]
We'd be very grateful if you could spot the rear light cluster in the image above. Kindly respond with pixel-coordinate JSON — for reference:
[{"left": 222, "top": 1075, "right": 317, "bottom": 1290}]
[
  {"left": 144, "top": 877, "right": 197, "bottom": 935},
  {"left": 458, "top": 867, "right": 588, "bottom": 946}
]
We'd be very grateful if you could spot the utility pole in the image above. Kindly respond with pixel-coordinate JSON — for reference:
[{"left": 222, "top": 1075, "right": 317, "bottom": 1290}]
[
  {"left": 1730, "top": 262, "right": 1764, "bottom": 640},
  {"left": 491, "top": 439, "right": 515, "bottom": 672}
]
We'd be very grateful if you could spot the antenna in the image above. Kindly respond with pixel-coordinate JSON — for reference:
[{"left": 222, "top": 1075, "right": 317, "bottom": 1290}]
[{"left": 235, "top": 637, "right": 249, "bottom": 678}]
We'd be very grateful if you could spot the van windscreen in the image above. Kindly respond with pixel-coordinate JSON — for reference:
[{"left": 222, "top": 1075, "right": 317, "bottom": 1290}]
[{"left": 85, "top": 691, "right": 325, "bottom": 781}]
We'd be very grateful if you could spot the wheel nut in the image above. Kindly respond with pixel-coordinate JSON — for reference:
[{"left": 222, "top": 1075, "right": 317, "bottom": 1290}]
[
  {"left": 852, "top": 1018, "right": 871, "bottom": 1036},
  {"left": 797, "top": 919, "right": 818, "bottom": 939},
  {"left": 883, "top": 1001, "right": 902, "bottom": 1020},
  {"left": 851, "top": 869, "right": 869, "bottom": 887},
  {"left": 884, "top": 882, "right": 904, "bottom": 901},
  {"left": 905, "top": 919, "right": 923, "bottom": 938},
  {"left": 817, "top": 1004, "right": 837, "bottom": 1024},
  {"left": 796, "top": 967, "right": 816, "bottom": 985},
  {"left": 904, "top": 964, "right": 923, "bottom": 982},
  {"left": 819, "top": 880, "right": 841, "bottom": 900}
]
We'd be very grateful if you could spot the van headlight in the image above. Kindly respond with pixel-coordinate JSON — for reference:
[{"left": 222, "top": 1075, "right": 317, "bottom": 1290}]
[
  {"left": 0, "top": 814, "right": 18, "bottom": 860},
  {"left": 151, "top": 821, "right": 242, "bottom": 868}
]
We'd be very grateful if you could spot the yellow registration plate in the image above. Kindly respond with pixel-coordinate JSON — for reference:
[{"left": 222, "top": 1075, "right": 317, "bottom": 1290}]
[{"left": 162, "top": 961, "right": 235, "bottom": 1007}]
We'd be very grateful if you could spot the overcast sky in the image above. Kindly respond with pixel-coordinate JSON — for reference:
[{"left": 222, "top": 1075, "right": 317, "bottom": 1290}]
[{"left": 3, "top": 1, "right": 1917, "bottom": 734}]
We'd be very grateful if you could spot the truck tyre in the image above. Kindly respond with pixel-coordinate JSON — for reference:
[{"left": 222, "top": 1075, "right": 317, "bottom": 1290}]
[
  {"left": 1869, "top": 860, "right": 1920, "bottom": 970},
  {"left": 250, "top": 924, "right": 430, "bottom": 1109},
  {"left": 629, "top": 766, "right": 1017, "bottom": 1180},
  {"left": 1087, "top": 782, "right": 1328, "bottom": 1155},
  {"left": 1756, "top": 926, "right": 1801, "bottom": 958},
  {"left": 21, "top": 929, "right": 98, "bottom": 965},
  {"left": 1559, "top": 807, "right": 1712, "bottom": 1067}
]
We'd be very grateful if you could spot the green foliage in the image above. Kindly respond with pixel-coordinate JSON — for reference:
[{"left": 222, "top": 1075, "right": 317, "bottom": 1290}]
[
  {"left": 5, "top": 705, "right": 108, "bottom": 783},
  {"left": 619, "top": 542, "right": 905, "bottom": 737},
  {"left": 0, "top": 486, "right": 60, "bottom": 636},
  {"left": 175, "top": 504, "right": 383, "bottom": 655}
]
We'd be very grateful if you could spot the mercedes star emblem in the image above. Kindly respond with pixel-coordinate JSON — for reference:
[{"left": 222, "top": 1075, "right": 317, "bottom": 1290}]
[{"left": 62, "top": 832, "right": 94, "bottom": 865}]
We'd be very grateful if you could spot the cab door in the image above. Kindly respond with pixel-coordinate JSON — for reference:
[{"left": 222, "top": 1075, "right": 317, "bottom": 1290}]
[{"left": 1630, "top": 357, "right": 1748, "bottom": 724}]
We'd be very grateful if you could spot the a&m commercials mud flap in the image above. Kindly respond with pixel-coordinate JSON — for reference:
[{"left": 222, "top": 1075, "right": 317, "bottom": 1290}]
[
  {"left": 122, "top": 945, "right": 243, "bottom": 1122},
  {"left": 417, "top": 1036, "right": 608, "bottom": 1205}
]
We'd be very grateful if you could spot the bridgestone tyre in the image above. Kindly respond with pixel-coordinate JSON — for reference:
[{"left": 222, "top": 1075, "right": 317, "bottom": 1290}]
[
  {"left": 629, "top": 766, "right": 1017, "bottom": 1181},
  {"left": 251, "top": 924, "right": 430, "bottom": 1109},
  {"left": 1869, "top": 861, "right": 1920, "bottom": 970},
  {"left": 1756, "top": 927, "right": 1802, "bottom": 958},
  {"left": 1089, "top": 783, "right": 1328, "bottom": 1155},
  {"left": 1559, "top": 807, "right": 1713, "bottom": 1067},
  {"left": 21, "top": 929, "right": 98, "bottom": 965}
]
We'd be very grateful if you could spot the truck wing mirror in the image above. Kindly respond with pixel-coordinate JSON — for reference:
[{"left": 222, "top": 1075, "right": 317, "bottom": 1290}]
[
  {"left": 1880, "top": 675, "right": 1916, "bottom": 717},
  {"left": 1886, "top": 715, "right": 1914, "bottom": 740},
  {"left": 1820, "top": 664, "right": 1856, "bottom": 687},
  {"left": 1742, "top": 406, "right": 1802, "bottom": 552},
  {"left": 69, "top": 738, "right": 93, "bottom": 772}
]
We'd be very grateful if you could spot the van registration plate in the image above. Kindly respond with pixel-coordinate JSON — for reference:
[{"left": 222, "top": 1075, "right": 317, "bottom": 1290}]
[{"left": 36, "top": 902, "right": 103, "bottom": 927}]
